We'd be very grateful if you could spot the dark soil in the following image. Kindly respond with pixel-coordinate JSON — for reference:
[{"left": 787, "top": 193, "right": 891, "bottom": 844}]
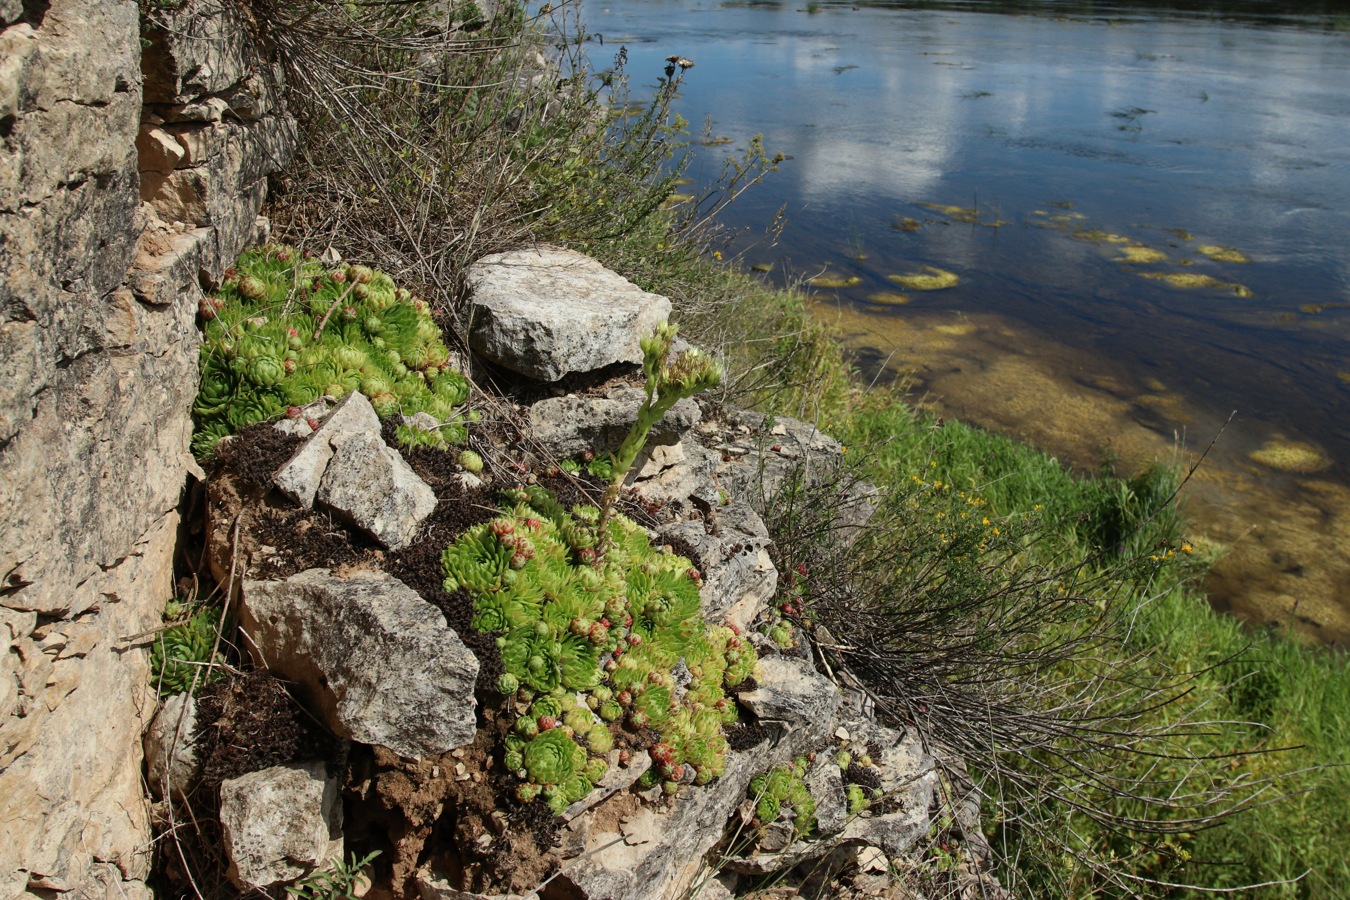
[
  {"left": 725, "top": 720, "right": 770, "bottom": 752},
  {"left": 210, "top": 423, "right": 303, "bottom": 490},
  {"left": 195, "top": 669, "right": 342, "bottom": 793},
  {"left": 353, "top": 705, "right": 562, "bottom": 897}
]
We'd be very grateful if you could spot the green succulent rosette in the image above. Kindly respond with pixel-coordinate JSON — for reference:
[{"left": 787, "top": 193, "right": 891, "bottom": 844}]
[{"left": 523, "top": 728, "right": 586, "bottom": 787}]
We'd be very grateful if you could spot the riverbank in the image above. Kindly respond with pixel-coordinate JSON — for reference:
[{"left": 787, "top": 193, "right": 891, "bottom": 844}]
[
  {"left": 583, "top": 0, "right": 1350, "bottom": 651},
  {"left": 819, "top": 299, "right": 1350, "bottom": 647}
]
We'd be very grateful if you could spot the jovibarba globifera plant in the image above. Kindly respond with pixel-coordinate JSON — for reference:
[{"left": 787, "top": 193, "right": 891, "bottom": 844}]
[
  {"left": 748, "top": 756, "right": 817, "bottom": 840},
  {"left": 595, "top": 322, "right": 721, "bottom": 551},
  {"left": 442, "top": 483, "right": 757, "bottom": 815},
  {"left": 192, "top": 244, "right": 471, "bottom": 458},
  {"left": 150, "top": 599, "right": 225, "bottom": 696},
  {"left": 835, "top": 748, "right": 883, "bottom": 814}
]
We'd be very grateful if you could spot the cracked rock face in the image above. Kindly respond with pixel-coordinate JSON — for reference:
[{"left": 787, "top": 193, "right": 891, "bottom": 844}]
[
  {"left": 467, "top": 246, "right": 672, "bottom": 382},
  {"left": 2, "top": 0, "right": 292, "bottom": 894}
]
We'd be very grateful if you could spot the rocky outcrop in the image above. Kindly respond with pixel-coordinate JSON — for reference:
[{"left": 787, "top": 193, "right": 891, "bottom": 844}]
[
  {"left": 0, "top": 0, "right": 294, "bottom": 894},
  {"left": 239, "top": 568, "right": 480, "bottom": 758},
  {"left": 467, "top": 246, "right": 672, "bottom": 381}
]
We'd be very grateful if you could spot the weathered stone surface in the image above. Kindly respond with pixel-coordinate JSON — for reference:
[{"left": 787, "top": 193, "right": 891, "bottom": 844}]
[
  {"left": 661, "top": 499, "right": 777, "bottom": 631},
  {"left": 703, "top": 408, "right": 847, "bottom": 510},
  {"left": 553, "top": 713, "right": 834, "bottom": 900},
  {"left": 807, "top": 755, "right": 848, "bottom": 838},
  {"left": 271, "top": 389, "right": 441, "bottom": 551},
  {"left": 143, "top": 693, "right": 201, "bottom": 801},
  {"left": 239, "top": 569, "right": 479, "bottom": 758},
  {"left": 0, "top": 511, "right": 175, "bottom": 900},
  {"left": 219, "top": 762, "right": 342, "bottom": 890},
  {"left": 273, "top": 391, "right": 382, "bottom": 508},
  {"left": 2, "top": 0, "right": 294, "bottom": 896},
  {"left": 141, "top": 0, "right": 278, "bottom": 107},
  {"left": 317, "top": 430, "right": 438, "bottom": 551},
  {"left": 726, "top": 711, "right": 939, "bottom": 876},
  {"left": 528, "top": 385, "right": 700, "bottom": 459},
  {"left": 562, "top": 750, "right": 653, "bottom": 822},
  {"left": 467, "top": 247, "right": 672, "bottom": 382},
  {"left": 416, "top": 873, "right": 524, "bottom": 900},
  {"left": 739, "top": 654, "right": 842, "bottom": 729}
]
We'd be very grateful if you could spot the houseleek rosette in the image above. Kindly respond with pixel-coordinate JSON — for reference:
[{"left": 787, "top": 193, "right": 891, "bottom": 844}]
[{"left": 523, "top": 728, "right": 587, "bottom": 789}]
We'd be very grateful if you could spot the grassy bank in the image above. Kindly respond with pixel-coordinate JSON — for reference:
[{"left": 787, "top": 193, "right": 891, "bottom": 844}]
[{"left": 255, "top": 1, "right": 1348, "bottom": 893}]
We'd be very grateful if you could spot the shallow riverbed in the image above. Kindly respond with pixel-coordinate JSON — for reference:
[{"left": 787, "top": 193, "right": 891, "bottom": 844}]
[{"left": 583, "top": 0, "right": 1350, "bottom": 643}]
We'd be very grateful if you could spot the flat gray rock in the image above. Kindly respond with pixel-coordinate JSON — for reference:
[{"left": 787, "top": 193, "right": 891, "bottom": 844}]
[
  {"left": 239, "top": 569, "right": 479, "bottom": 758},
  {"left": 467, "top": 247, "right": 672, "bottom": 382},
  {"left": 528, "top": 385, "right": 700, "bottom": 459},
  {"left": 219, "top": 762, "right": 341, "bottom": 890}
]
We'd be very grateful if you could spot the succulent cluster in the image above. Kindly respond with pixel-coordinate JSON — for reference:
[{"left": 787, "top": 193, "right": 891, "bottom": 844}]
[
  {"left": 150, "top": 602, "right": 223, "bottom": 696},
  {"left": 442, "top": 484, "right": 757, "bottom": 815},
  {"left": 835, "top": 748, "right": 883, "bottom": 815},
  {"left": 192, "top": 244, "right": 470, "bottom": 457},
  {"left": 759, "top": 563, "right": 810, "bottom": 650},
  {"left": 748, "top": 756, "right": 817, "bottom": 839}
]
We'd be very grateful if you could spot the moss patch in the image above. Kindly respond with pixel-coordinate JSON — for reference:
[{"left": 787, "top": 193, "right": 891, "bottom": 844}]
[
  {"left": 1197, "top": 244, "right": 1251, "bottom": 264},
  {"left": 1138, "top": 272, "right": 1253, "bottom": 297},
  {"left": 866, "top": 291, "right": 912, "bottom": 306},
  {"left": 1117, "top": 244, "right": 1168, "bottom": 264},
  {"left": 1248, "top": 440, "right": 1332, "bottom": 474},
  {"left": 888, "top": 266, "right": 959, "bottom": 291},
  {"left": 809, "top": 273, "right": 863, "bottom": 289}
]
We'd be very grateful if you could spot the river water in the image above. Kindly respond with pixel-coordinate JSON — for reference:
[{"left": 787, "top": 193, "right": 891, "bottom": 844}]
[{"left": 580, "top": 0, "right": 1350, "bottom": 643}]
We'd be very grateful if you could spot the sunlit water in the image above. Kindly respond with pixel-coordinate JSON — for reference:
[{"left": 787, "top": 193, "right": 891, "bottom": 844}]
[{"left": 580, "top": 0, "right": 1350, "bottom": 643}]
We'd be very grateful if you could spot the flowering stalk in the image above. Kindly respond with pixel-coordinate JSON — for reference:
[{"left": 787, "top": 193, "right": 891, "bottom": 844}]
[{"left": 596, "top": 322, "right": 721, "bottom": 555}]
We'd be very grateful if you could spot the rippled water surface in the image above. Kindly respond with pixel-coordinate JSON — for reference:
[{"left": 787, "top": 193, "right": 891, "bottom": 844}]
[{"left": 582, "top": 0, "right": 1350, "bottom": 641}]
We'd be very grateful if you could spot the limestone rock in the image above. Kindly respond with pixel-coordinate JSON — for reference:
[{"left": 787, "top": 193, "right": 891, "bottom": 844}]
[
  {"left": 528, "top": 386, "right": 700, "bottom": 459},
  {"left": 726, "top": 712, "right": 939, "bottom": 876},
  {"left": 552, "top": 715, "right": 833, "bottom": 900},
  {"left": 273, "top": 391, "right": 381, "bottom": 508},
  {"left": 467, "top": 247, "right": 672, "bottom": 382},
  {"left": 739, "top": 655, "right": 841, "bottom": 729},
  {"left": 143, "top": 693, "right": 201, "bottom": 801},
  {"left": 219, "top": 762, "right": 342, "bottom": 890},
  {"left": 807, "top": 755, "right": 848, "bottom": 838},
  {"left": 705, "top": 409, "right": 848, "bottom": 510},
  {"left": 416, "top": 872, "right": 525, "bottom": 900},
  {"left": 271, "top": 391, "right": 435, "bottom": 550},
  {"left": 562, "top": 750, "right": 652, "bottom": 822},
  {"left": 1, "top": 0, "right": 292, "bottom": 895},
  {"left": 239, "top": 569, "right": 479, "bottom": 758},
  {"left": 316, "top": 430, "right": 437, "bottom": 551},
  {"left": 661, "top": 499, "right": 777, "bottom": 631}
]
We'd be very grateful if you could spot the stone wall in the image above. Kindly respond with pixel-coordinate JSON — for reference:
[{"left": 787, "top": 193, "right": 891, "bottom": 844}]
[{"left": 0, "top": 0, "right": 294, "bottom": 895}]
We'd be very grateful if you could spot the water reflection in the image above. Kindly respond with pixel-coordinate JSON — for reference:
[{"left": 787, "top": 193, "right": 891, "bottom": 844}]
[{"left": 585, "top": 0, "right": 1350, "bottom": 641}]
